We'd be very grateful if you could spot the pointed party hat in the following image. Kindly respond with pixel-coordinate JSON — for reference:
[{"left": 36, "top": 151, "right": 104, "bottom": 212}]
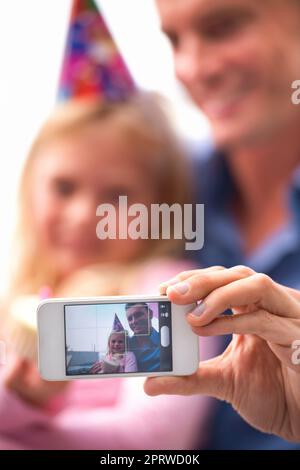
[
  {"left": 58, "top": 0, "right": 136, "bottom": 101},
  {"left": 112, "top": 313, "right": 125, "bottom": 332}
]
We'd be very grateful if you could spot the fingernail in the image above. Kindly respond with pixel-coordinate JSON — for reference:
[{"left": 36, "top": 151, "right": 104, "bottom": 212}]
[
  {"left": 169, "top": 282, "right": 189, "bottom": 295},
  {"left": 190, "top": 301, "right": 206, "bottom": 316}
]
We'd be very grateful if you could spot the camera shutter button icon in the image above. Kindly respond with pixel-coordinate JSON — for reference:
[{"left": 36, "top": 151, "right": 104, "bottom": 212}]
[{"left": 160, "top": 326, "right": 170, "bottom": 347}]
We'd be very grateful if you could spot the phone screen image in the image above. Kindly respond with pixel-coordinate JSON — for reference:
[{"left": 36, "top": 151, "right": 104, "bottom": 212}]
[{"left": 64, "top": 301, "right": 172, "bottom": 376}]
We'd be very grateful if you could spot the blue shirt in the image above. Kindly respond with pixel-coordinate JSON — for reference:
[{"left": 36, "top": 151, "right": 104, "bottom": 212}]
[
  {"left": 191, "top": 151, "right": 300, "bottom": 450},
  {"left": 128, "top": 327, "right": 160, "bottom": 372}
]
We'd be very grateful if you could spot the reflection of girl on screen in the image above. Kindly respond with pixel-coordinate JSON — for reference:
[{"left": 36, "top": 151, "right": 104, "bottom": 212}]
[{"left": 89, "top": 331, "right": 137, "bottom": 374}]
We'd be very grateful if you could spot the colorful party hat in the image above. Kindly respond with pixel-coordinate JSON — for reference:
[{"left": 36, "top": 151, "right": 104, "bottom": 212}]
[
  {"left": 112, "top": 313, "right": 125, "bottom": 332},
  {"left": 58, "top": 0, "right": 136, "bottom": 101}
]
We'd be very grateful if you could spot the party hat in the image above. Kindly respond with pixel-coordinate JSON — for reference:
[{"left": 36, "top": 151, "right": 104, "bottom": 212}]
[
  {"left": 58, "top": 0, "right": 136, "bottom": 101},
  {"left": 112, "top": 313, "right": 125, "bottom": 332}
]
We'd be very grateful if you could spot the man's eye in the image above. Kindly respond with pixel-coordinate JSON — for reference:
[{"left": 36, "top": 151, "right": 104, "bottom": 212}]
[
  {"left": 135, "top": 311, "right": 145, "bottom": 318},
  {"left": 205, "top": 20, "right": 238, "bottom": 38},
  {"left": 53, "top": 179, "right": 76, "bottom": 197}
]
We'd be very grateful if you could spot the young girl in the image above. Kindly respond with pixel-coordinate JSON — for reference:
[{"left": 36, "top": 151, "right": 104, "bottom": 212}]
[
  {"left": 89, "top": 331, "right": 137, "bottom": 374},
  {"left": 0, "top": 93, "right": 215, "bottom": 450}
]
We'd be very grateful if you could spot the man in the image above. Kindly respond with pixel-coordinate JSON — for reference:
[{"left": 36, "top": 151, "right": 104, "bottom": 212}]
[
  {"left": 125, "top": 303, "right": 160, "bottom": 372},
  {"left": 154, "top": 0, "right": 300, "bottom": 449}
]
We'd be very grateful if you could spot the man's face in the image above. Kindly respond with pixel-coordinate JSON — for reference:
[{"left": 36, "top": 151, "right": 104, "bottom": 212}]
[
  {"left": 156, "top": 0, "right": 300, "bottom": 148},
  {"left": 126, "top": 305, "right": 152, "bottom": 335}
]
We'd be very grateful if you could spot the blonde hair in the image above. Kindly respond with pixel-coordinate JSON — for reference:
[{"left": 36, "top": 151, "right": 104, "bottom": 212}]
[{"left": 9, "top": 92, "right": 193, "bottom": 297}]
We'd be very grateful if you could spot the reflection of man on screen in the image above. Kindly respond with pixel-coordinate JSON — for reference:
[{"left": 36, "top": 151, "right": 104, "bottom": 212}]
[{"left": 125, "top": 303, "right": 160, "bottom": 372}]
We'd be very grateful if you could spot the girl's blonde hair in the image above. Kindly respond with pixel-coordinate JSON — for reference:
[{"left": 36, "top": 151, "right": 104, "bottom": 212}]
[{"left": 9, "top": 92, "right": 193, "bottom": 296}]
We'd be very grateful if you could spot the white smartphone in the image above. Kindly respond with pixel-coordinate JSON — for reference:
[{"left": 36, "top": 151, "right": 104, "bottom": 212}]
[{"left": 37, "top": 295, "right": 199, "bottom": 380}]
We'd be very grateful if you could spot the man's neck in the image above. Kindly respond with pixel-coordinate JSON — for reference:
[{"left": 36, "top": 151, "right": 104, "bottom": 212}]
[{"left": 225, "top": 122, "right": 300, "bottom": 254}]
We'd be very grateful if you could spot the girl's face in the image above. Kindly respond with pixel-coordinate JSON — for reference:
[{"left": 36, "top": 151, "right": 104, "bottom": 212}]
[
  {"left": 30, "top": 121, "right": 156, "bottom": 279},
  {"left": 109, "top": 333, "right": 125, "bottom": 354}
]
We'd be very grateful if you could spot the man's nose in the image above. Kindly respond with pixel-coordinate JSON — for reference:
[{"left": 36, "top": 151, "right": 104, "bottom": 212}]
[{"left": 174, "top": 35, "right": 225, "bottom": 89}]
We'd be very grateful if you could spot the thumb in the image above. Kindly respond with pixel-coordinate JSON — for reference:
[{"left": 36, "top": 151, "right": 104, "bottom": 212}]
[{"left": 144, "top": 356, "right": 229, "bottom": 401}]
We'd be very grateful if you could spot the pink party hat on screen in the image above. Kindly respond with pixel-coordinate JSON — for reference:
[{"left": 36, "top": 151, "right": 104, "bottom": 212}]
[
  {"left": 58, "top": 0, "right": 136, "bottom": 101},
  {"left": 112, "top": 314, "right": 125, "bottom": 332}
]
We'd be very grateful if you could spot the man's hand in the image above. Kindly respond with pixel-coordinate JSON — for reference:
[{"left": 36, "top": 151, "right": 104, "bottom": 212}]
[{"left": 144, "top": 266, "right": 300, "bottom": 442}]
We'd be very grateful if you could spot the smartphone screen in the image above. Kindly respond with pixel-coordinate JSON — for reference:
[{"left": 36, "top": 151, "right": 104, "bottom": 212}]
[{"left": 64, "top": 301, "right": 172, "bottom": 376}]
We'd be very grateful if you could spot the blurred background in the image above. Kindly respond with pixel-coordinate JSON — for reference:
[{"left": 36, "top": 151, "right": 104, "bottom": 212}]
[{"left": 0, "top": 0, "right": 211, "bottom": 293}]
